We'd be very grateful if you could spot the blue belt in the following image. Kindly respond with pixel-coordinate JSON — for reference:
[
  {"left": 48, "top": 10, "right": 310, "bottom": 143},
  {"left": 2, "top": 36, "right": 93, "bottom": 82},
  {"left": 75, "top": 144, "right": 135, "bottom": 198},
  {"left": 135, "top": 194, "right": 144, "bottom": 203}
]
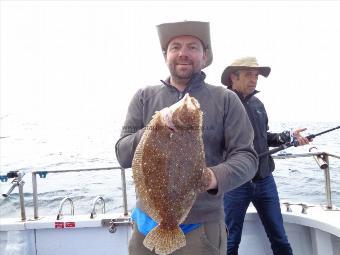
[{"left": 131, "top": 207, "right": 201, "bottom": 236}]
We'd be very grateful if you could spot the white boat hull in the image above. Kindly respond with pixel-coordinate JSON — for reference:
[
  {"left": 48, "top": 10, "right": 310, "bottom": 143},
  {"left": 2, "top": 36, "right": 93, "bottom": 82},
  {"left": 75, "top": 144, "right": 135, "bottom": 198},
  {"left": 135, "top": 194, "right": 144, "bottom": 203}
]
[
  {"left": 1, "top": 205, "right": 339, "bottom": 255},
  {"left": 241, "top": 206, "right": 340, "bottom": 255},
  {"left": 0, "top": 214, "right": 131, "bottom": 255}
]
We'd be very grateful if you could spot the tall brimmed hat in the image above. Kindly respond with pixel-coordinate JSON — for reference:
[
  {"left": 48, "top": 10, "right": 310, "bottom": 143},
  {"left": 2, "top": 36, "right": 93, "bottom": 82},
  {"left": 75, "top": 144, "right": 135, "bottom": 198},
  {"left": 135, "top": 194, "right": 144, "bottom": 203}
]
[
  {"left": 221, "top": 57, "right": 271, "bottom": 87},
  {"left": 156, "top": 21, "right": 213, "bottom": 68}
]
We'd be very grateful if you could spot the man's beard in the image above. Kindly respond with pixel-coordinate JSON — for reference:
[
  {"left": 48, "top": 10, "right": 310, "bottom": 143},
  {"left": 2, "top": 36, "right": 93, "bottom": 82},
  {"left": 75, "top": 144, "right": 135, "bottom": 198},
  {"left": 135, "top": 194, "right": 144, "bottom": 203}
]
[{"left": 169, "top": 63, "right": 195, "bottom": 81}]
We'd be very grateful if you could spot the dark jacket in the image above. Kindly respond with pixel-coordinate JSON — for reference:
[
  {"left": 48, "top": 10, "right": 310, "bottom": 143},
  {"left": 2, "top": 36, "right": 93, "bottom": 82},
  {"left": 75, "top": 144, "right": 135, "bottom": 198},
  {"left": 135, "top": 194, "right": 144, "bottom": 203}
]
[
  {"left": 234, "top": 90, "right": 285, "bottom": 180},
  {"left": 115, "top": 72, "right": 258, "bottom": 224}
]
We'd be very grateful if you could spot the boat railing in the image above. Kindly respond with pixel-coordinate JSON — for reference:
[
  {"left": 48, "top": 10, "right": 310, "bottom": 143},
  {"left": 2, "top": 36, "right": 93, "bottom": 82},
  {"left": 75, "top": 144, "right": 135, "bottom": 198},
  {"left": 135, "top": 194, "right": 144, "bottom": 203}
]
[
  {"left": 1, "top": 170, "right": 27, "bottom": 220},
  {"left": 1, "top": 150, "right": 339, "bottom": 221},
  {"left": 90, "top": 196, "right": 106, "bottom": 219},
  {"left": 282, "top": 201, "right": 317, "bottom": 214},
  {"left": 56, "top": 197, "right": 74, "bottom": 220},
  {"left": 272, "top": 150, "right": 340, "bottom": 210},
  {"left": 30, "top": 166, "right": 128, "bottom": 220}
]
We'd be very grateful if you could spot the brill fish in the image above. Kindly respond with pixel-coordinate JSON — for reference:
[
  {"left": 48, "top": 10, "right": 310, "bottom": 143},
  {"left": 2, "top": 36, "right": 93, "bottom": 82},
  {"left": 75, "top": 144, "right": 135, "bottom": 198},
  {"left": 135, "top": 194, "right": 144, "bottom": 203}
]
[{"left": 132, "top": 93, "right": 211, "bottom": 255}]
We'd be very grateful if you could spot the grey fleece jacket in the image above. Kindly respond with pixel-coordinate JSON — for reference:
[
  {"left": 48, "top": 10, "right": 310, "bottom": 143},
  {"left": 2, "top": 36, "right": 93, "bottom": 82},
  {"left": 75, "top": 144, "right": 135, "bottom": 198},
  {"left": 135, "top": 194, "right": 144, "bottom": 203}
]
[{"left": 115, "top": 72, "right": 258, "bottom": 224}]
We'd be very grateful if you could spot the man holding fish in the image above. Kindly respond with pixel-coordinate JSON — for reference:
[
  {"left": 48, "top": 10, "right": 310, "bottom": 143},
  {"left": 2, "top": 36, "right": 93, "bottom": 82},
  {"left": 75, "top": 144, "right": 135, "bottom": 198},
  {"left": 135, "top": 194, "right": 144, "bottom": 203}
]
[{"left": 115, "top": 21, "right": 258, "bottom": 255}]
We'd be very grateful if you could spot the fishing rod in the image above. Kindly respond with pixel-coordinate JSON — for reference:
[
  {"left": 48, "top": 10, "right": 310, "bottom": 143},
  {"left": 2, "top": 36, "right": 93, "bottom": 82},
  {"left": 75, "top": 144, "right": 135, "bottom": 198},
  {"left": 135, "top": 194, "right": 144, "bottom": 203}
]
[{"left": 259, "top": 125, "right": 340, "bottom": 157}]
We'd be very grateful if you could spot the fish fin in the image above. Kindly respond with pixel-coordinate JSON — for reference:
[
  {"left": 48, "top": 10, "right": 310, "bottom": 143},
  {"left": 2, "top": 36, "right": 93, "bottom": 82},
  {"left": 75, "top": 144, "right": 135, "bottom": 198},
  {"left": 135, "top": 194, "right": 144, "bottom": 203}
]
[{"left": 143, "top": 225, "right": 186, "bottom": 255}]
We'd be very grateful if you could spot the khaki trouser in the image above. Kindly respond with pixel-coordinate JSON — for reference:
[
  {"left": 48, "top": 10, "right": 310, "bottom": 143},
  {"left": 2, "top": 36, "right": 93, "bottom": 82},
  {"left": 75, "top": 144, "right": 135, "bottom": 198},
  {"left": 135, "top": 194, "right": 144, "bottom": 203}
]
[{"left": 128, "top": 220, "right": 227, "bottom": 255}]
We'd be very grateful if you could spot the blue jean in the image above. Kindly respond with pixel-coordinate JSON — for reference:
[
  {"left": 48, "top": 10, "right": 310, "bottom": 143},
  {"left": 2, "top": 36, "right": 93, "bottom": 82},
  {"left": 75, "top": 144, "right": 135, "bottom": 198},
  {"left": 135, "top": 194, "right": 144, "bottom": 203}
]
[{"left": 223, "top": 174, "right": 293, "bottom": 255}]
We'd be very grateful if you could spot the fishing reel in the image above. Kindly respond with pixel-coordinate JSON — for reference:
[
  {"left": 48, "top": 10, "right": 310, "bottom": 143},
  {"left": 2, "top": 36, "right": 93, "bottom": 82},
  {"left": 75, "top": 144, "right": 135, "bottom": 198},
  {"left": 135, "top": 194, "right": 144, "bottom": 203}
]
[
  {"left": 278, "top": 130, "right": 300, "bottom": 147},
  {"left": 278, "top": 130, "right": 299, "bottom": 147},
  {"left": 278, "top": 130, "right": 291, "bottom": 144}
]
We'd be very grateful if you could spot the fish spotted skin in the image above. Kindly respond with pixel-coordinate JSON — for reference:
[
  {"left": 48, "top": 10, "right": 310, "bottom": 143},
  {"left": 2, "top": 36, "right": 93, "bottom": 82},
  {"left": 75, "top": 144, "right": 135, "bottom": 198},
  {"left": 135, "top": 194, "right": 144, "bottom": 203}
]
[{"left": 132, "top": 94, "right": 209, "bottom": 255}]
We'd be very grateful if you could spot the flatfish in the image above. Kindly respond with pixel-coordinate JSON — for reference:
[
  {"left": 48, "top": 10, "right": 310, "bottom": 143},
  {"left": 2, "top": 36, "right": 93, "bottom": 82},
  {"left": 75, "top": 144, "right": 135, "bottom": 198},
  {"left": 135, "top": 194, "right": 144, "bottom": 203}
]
[{"left": 132, "top": 93, "right": 211, "bottom": 255}]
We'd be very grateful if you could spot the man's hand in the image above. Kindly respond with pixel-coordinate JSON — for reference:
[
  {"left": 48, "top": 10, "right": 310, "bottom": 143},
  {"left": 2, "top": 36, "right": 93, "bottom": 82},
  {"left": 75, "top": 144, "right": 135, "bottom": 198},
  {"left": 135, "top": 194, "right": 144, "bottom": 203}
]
[
  {"left": 199, "top": 167, "right": 218, "bottom": 192},
  {"left": 159, "top": 107, "right": 177, "bottom": 131},
  {"left": 206, "top": 168, "right": 217, "bottom": 190},
  {"left": 293, "top": 128, "right": 311, "bottom": 146}
]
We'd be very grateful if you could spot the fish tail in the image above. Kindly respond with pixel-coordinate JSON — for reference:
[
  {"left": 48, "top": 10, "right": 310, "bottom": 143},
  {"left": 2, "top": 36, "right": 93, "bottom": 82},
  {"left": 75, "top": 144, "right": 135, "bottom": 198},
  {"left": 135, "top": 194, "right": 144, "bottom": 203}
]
[{"left": 143, "top": 225, "right": 186, "bottom": 255}]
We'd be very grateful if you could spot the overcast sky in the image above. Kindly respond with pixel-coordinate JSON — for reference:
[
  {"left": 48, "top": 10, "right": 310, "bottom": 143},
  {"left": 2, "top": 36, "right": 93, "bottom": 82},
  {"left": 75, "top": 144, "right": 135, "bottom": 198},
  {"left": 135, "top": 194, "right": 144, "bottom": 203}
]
[{"left": 1, "top": 0, "right": 340, "bottom": 126}]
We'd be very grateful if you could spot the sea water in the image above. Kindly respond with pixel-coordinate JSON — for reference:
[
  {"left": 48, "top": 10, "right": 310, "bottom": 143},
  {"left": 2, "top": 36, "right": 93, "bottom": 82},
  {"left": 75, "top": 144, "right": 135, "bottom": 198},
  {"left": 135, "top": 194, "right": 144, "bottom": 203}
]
[{"left": 1, "top": 115, "right": 339, "bottom": 219}]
